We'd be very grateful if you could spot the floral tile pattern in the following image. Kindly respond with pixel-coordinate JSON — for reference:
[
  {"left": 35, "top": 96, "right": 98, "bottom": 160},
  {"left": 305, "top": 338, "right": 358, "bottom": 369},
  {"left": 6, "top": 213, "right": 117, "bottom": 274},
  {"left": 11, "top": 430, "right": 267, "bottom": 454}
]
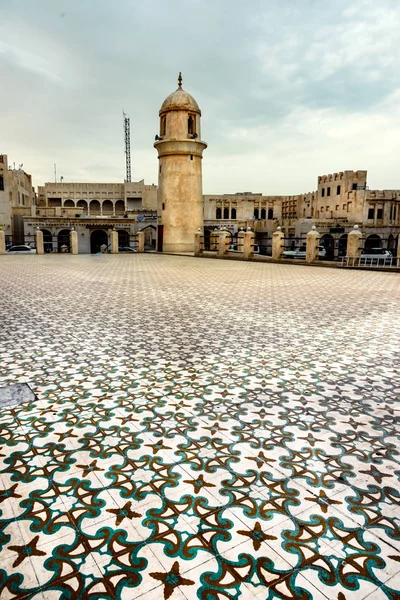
[{"left": 0, "top": 254, "right": 399, "bottom": 599}]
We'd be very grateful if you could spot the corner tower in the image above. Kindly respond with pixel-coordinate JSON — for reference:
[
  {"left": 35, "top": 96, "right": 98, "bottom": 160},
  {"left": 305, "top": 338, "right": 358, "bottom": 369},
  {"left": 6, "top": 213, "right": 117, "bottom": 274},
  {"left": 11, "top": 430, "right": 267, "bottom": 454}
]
[{"left": 154, "top": 73, "right": 207, "bottom": 253}]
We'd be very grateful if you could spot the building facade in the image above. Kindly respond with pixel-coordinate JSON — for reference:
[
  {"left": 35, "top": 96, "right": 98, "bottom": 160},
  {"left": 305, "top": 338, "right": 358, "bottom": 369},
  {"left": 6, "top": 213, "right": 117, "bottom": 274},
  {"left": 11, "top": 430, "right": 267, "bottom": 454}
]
[
  {"left": 203, "top": 170, "right": 400, "bottom": 258},
  {"left": 0, "top": 154, "right": 36, "bottom": 243}
]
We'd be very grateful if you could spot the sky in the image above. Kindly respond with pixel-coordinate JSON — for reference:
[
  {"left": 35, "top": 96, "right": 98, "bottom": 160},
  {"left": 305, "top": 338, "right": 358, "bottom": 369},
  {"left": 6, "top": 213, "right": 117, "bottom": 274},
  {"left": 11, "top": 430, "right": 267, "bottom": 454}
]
[{"left": 1, "top": 0, "right": 400, "bottom": 194}]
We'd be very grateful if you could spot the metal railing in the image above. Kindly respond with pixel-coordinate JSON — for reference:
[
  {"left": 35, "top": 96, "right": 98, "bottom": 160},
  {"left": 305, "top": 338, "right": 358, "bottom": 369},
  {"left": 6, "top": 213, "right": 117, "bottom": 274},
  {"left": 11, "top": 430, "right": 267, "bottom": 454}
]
[{"left": 341, "top": 256, "right": 400, "bottom": 268}]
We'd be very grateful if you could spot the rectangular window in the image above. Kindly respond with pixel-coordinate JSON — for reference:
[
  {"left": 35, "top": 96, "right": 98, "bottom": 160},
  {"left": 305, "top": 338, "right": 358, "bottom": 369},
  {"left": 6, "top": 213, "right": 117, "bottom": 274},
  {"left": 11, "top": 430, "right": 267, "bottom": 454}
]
[
  {"left": 377, "top": 208, "right": 383, "bottom": 219},
  {"left": 327, "top": 187, "right": 331, "bottom": 196},
  {"left": 162, "top": 203, "right": 165, "bottom": 210},
  {"left": 321, "top": 188, "right": 325, "bottom": 197},
  {"left": 343, "top": 204, "right": 346, "bottom": 210},
  {"left": 336, "top": 185, "right": 341, "bottom": 195},
  {"left": 352, "top": 183, "right": 357, "bottom": 190},
  {"left": 0, "top": 175, "right": 3, "bottom": 191},
  {"left": 336, "top": 205, "right": 339, "bottom": 210},
  {"left": 368, "top": 207, "right": 374, "bottom": 220}
]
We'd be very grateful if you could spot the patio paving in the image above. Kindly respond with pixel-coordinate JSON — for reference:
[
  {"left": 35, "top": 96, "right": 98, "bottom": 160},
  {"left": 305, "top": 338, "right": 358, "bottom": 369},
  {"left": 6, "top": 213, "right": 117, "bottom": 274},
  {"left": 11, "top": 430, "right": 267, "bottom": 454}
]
[{"left": 0, "top": 254, "right": 399, "bottom": 600}]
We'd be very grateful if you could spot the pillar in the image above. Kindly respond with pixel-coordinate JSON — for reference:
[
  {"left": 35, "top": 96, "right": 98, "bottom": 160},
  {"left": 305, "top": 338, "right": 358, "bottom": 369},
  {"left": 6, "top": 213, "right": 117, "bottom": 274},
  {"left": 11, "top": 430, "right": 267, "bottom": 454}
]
[
  {"left": 243, "top": 228, "right": 255, "bottom": 259},
  {"left": 35, "top": 228, "right": 44, "bottom": 255},
  {"left": 70, "top": 229, "right": 78, "bottom": 255},
  {"left": 272, "top": 226, "right": 284, "bottom": 260},
  {"left": 218, "top": 232, "right": 229, "bottom": 257},
  {"left": 110, "top": 230, "right": 118, "bottom": 254},
  {"left": 137, "top": 231, "right": 145, "bottom": 253},
  {"left": 347, "top": 225, "right": 363, "bottom": 257},
  {"left": 397, "top": 234, "right": 400, "bottom": 260},
  {"left": 0, "top": 229, "right": 5, "bottom": 255},
  {"left": 210, "top": 230, "right": 219, "bottom": 251},
  {"left": 237, "top": 228, "right": 245, "bottom": 252},
  {"left": 194, "top": 229, "right": 203, "bottom": 257},
  {"left": 306, "top": 226, "right": 320, "bottom": 263}
]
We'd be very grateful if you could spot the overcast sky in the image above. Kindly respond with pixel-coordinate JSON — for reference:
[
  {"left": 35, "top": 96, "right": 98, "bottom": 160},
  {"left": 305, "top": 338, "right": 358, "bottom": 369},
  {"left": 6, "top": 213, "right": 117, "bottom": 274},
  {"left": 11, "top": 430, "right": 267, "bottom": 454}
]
[{"left": 1, "top": 0, "right": 400, "bottom": 194}]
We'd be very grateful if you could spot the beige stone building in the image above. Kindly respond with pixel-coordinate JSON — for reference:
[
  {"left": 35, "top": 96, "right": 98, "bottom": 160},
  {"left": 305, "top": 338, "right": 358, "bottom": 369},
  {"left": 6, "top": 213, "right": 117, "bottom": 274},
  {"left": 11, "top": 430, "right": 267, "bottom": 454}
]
[
  {"left": 0, "top": 155, "right": 36, "bottom": 244},
  {"left": 203, "top": 169, "right": 400, "bottom": 258},
  {"left": 26, "top": 180, "right": 158, "bottom": 253}
]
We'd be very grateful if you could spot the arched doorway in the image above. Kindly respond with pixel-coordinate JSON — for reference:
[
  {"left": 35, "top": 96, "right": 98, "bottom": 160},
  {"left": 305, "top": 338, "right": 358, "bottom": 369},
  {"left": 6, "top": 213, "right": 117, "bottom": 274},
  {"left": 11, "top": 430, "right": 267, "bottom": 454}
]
[
  {"left": 41, "top": 229, "right": 53, "bottom": 253},
  {"left": 57, "top": 229, "right": 71, "bottom": 253},
  {"left": 103, "top": 200, "right": 114, "bottom": 215},
  {"left": 320, "top": 233, "right": 334, "bottom": 259},
  {"left": 117, "top": 229, "right": 130, "bottom": 248},
  {"left": 63, "top": 200, "right": 75, "bottom": 208},
  {"left": 364, "top": 234, "right": 381, "bottom": 252},
  {"left": 90, "top": 230, "right": 108, "bottom": 254},
  {"left": 77, "top": 200, "right": 88, "bottom": 213},
  {"left": 338, "top": 233, "right": 348, "bottom": 257},
  {"left": 89, "top": 200, "right": 101, "bottom": 215}
]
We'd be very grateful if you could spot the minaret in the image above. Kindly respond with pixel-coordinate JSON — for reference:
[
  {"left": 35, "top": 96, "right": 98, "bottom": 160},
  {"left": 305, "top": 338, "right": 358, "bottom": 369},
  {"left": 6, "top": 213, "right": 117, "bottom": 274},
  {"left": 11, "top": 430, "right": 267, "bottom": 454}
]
[{"left": 154, "top": 73, "right": 207, "bottom": 253}]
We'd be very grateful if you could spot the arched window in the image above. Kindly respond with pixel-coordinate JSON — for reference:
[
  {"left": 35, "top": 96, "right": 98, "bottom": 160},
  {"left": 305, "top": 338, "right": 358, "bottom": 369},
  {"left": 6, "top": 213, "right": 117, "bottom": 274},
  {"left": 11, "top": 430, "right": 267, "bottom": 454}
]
[
  {"left": 268, "top": 208, "right": 273, "bottom": 220},
  {"left": 260, "top": 208, "right": 266, "bottom": 219},
  {"left": 254, "top": 208, "right": 259, "bottom": 219},
  {"left": 160, "top": 116, "right": 166, "bottom": 136},
  {"left": 216, "top": 207, "right": 222, "bottom": 219},
  {"left": 188, "top": 115, "right": 196, "bottom": 135},
  {"left": 223, "top": 207, "right": 229, "bottom": 219},
  {"left": 231, "top": 208, "right": 237, "bottom": 219}
]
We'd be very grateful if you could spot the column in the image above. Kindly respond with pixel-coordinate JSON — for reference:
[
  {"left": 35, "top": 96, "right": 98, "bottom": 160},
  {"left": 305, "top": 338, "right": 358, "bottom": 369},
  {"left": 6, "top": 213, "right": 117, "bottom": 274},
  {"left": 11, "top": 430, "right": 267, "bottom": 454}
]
[
  {"left": 272, "top": 226, "right": 284, "bottom": 259},
  {"left": 243, "top": 228, "right": 255, "bottom": 259},
  {"left": 35, "top": 228, "right": 44, "bottom": 255},
  {"left": 110, "top": 229, "right": 118, "bottom": 254},
  {"left": 306, "top": 226, "right": 320, "bottom": 263},
  {"left": 347, "top": 225, "right": 363, "bottom": 257},
  {"left": 70, "top": 228, "right": 79, "bottom": 255},
  {"left": 137, "top": 231, "right": 145, "bottom": 253},
  {"left": 218, "top": 232, "right": 229, "bottom": 257},
  {"left": 0, "top": 229, "right": 5, "bottom": 255},
  {"left": 194, "top": 229, "right": 203, "bottom": 257}
]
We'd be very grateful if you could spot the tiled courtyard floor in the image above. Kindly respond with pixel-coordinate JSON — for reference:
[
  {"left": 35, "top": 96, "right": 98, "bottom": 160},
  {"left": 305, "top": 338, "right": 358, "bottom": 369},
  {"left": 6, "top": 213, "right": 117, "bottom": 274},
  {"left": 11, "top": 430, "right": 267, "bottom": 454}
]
[{"left": 0, "top": 254, "right": 399, "bottom": 600}]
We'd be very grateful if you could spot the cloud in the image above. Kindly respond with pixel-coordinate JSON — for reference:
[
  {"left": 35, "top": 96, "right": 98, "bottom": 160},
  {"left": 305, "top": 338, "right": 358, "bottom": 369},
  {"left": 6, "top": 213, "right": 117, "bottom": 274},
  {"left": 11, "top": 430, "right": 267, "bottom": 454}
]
[{"left": 0, "top": 0, "right": 399, "bottom": 194}]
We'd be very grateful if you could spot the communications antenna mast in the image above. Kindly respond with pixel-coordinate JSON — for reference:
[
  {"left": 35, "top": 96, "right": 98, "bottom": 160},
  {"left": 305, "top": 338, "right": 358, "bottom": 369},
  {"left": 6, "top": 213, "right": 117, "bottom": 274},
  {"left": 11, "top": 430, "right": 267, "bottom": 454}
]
[{"left": 123, "top": 110, "right": 131, "bottom": 182}]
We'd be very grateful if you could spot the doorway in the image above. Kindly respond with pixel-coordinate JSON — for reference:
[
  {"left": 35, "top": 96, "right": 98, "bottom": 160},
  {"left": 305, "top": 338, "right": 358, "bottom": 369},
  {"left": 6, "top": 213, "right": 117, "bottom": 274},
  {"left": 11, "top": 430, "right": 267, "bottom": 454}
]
[{"left": 90, "top": 230, "right": 108, "bottom": 254}]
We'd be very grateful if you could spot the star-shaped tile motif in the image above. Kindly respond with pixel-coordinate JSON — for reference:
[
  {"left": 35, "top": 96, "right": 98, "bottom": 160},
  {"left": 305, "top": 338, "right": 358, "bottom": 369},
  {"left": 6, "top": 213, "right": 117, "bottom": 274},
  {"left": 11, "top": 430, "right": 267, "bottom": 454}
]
[
  {"left": 298, "top": 432, "right": 323, "bottom": 447},
  {"left": 144, "top": 440, "right": 172, "bottom": 455},
  {"left": 204, "top": 423, "right": 228, "bottom": 436},
  {"left": 237, "top": 521, "right": 277, "bottom": 551},
  {"left": 9, "top": 535, "right": 46, "bottom": 568},
  {"left": 107, "top": 501, "right": 141, "bottom": 526},
  {"left": 183, "top": 474, "right": 215, "bottom": 494},
  {"left": 359, "top": 465, "right": 392, "bottom": 484},
  {"left": 56, "top": 428, "right": 78, "bottom": 442},
  {"left": 76, "top": 460, "right": 103, "bottom": 477},
  {"left": 304, "top": 489, "right": 342, "bottom": 513},
  {"left": 150, "top": 560, "right": 195, "bottom": 599},
  {"left": 0, "top": 483, "right": 21, "bottom": 503},
  {"left": 246, "top": 451, "right": 276, "bottom": 469}
]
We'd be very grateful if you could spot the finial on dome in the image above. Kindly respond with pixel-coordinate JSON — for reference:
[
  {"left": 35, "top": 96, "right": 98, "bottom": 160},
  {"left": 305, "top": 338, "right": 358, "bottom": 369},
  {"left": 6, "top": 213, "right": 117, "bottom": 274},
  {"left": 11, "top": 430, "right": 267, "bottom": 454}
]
[{"left": 178, "top": 72, "right": 182, "bottom": 88}]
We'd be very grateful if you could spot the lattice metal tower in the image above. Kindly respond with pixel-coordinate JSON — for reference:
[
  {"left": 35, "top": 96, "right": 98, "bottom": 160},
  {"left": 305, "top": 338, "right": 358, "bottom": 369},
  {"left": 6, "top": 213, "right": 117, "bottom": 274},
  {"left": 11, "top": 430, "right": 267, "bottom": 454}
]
[{"left": 123, "top": 111, "right": 131, "bottom": 182}]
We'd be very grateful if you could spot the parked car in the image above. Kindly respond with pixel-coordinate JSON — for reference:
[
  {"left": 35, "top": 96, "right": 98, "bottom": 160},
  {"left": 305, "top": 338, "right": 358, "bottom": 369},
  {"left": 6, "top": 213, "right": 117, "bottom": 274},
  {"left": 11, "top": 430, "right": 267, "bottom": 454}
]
[
  {"left": 360, "top": 248, "right": 392, "bottom": 264},
  {"left": 283, "top": 246, "right": 326, "bottom": 259},
  {"left": 6, "top": 245, "right": 36, "bottom": 254},
  {"left": 119, "top": 247, "right": 137, "bottom": 252},
  {"left": 229, "top": 244, "right": 260, "bottom": 254}
]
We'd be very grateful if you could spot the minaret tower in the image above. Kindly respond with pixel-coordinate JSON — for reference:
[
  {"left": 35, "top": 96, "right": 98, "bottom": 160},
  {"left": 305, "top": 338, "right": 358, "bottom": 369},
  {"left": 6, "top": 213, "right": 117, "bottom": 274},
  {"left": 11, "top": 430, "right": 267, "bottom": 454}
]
[{"left": 154, "top": 73, "right": 207, "bottom": 253}]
